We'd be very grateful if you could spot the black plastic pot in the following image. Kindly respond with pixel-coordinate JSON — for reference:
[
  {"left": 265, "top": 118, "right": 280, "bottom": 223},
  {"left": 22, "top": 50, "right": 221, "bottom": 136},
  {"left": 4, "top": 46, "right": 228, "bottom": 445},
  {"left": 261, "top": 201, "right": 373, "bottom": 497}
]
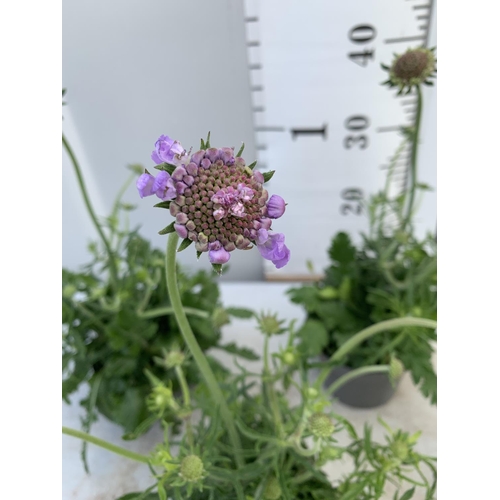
[{"left": 323, "top": 365, "right": 400, "bottom": 408}]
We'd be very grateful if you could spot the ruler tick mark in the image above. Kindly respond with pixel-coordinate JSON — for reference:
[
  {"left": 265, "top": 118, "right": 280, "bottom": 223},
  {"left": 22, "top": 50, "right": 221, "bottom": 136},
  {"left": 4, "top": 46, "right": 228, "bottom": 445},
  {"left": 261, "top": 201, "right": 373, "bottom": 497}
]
[
  {"left": 413, "top": 4, "right": 430, "bottom": 9},
  {"left": 251, "top": 85, "right": 264, "bottom": 92},
  {"left": 245, "top": 16, "right": 259, "bottom": 23},
  {"left": 249, "top": 63, "right": 262, "bottom": 70},
  {"left": 247, "top": 41, "right": 260, "bottom": 47},
  {"left": 255, "top": 126, "right": 285, "bottom": 132},
  {"left": 384, "top": 35, "right": 426, "bottom": 44}
]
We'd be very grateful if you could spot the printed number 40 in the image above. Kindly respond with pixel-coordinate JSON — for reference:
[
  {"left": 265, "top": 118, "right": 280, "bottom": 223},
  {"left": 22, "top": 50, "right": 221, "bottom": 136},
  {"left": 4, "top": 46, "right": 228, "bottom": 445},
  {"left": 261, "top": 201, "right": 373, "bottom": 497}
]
[{"left": 348, "top": 25, "right": 377, "bottom": 67}]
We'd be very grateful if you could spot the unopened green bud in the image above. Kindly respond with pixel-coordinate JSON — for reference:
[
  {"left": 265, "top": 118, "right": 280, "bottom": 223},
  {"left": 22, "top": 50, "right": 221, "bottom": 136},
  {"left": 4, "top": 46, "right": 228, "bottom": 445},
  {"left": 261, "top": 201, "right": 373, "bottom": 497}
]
[
  {"left": 389, "top": 357, "right": 404, "bottom": 381},
  {"left": 165, "top": 350, "right": 185, "bottom": 368},
  {"left": 306, "top": 387, "right": 319, "bottom": 399},
  {"left": 390, "top": 440, "right": 409, "bottom": 461},
  {"left": 411, "top": 306, "right": 423, "bottom": 317},
  {"left": 257, "top": 312, "right": 285, "bottom": 336},
  {"left": 282, "top": 349, "right": 296, "bottom": 366},
  {"left": 308, "top": 412, "right": 335, "bottom": 438},
  {"left": 317, "top": 286, "right": 338, "bottom": 300},
  {"left": 135, "top": 268, "right": 149, "bottom": 281},
  {"left": 263, "top": 476, "right": 282, "bottom": 500},
  {"left": 147, "top": 385, "right": 178, "bottom": 414},
  {"left": 179, "top": 454, "right": 205, "bottom": 482}
]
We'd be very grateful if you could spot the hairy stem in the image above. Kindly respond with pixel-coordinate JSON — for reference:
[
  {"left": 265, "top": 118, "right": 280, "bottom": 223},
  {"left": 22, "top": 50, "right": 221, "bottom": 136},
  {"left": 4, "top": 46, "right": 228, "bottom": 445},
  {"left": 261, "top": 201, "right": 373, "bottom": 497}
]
[
  {"left": 402, "top": 85, "right": 423, "bottom": 231},
  {"left": 263, "top": 334, "right": 284, "bottom": 438},
  {"left": 62, "top": 134, "right": 119, "bottom": 289},
  {"left": 165, "top": 233, "right": 244, "bottom": 467},
  {"left": 62, "top": 426, "right": 150, "bottom": 464}
]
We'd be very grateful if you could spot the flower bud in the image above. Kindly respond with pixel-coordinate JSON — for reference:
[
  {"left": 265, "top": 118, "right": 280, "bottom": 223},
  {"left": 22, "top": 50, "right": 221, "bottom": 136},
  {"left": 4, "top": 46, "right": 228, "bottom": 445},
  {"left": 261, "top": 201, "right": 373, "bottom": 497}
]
[
  {"left": 308, "top": 412, "right": 335, "bottom": 439},
  {"left": 257, "top": 312, "right": 286, "bottom": 336},
  {"left": 282, "top": 350, "right": 296, "bottom": 366},
  {"left": 164, "top": 349, "right": 185, "bottom": 368},
  {"left": 389, "top": 356, "right": 404, "bottom": 382},
  {"left": 179, "top": 454, "right": 205, "bottom": 482},
  {"left": 263, "top": 476, "right": 282, "bottom": 500},
  {"left": 390, "top": 440, "right": 409, "bottom": 461}
]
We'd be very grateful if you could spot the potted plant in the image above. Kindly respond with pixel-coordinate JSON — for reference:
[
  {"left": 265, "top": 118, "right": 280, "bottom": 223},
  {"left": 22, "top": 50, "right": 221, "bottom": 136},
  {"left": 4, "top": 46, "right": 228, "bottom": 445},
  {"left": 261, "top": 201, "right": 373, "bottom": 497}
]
[
  {"left": 62, "top": 117, "right": 255, "bottom": 470},
  {"left": 63, "top": 131, "right": 437, "bottom": 499},
  {"left": 288, "top": 47, "right": 437, "bottom": 408}
]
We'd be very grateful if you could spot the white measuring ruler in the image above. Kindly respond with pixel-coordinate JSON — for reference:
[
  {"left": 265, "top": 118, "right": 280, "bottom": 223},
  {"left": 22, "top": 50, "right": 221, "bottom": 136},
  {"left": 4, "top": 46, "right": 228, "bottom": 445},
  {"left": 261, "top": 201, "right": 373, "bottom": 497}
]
[{"left": 243, "top": 0, "right": 436, "bottom": 280}]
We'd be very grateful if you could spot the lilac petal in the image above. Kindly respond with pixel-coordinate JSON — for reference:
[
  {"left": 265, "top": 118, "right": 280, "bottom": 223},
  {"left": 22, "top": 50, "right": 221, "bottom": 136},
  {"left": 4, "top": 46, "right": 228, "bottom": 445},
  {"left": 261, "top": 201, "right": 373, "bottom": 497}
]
[
  {"left": 257, "top": 232, "right": 290, "bottom": 269},
  {"left": 237, "top": 184, "right": 255, "bottom": 201},
  {"left": 206, "top": 148, "right": 220, "bottom": 163},
  {"left": 153, "top": 171, "right": 176, "bottom": 201},
  {"left": 174, "top": 223, "right": 188, "bottom": 239},
  {"left": 151, "top": 151, "right": 162, "bottom": 165},
  {"left": 136, "top": 173, "right": 156, "bottom": 198},
  {"left": 183, "top": 175, "right": 195, "bottom": 186},
  {"left": 172, "top": 166, "right": 187, "bottom": 181},
  {"left": 253, "top": 171, "right": 264, "bottom": 183},
  {"left": 220, "top": 147, "right": 235, "bottom": 165},
  {"left": 255, "top": 228, "right": 269, "bottom": 245},
  {"left": 176, "top": 182, "right": 188, "bottom": 194},
  {"left": 213, "top": 207, "right": 226, "bottom": 220},
  {"left": 185, "top": 162, "right": 199, "bottom": 176},
  {"left": 267, "top": 194, "right": 286, "bottom": 219},
  {"left": 208, "top": 242, "right": 231, "bottom": 264},
  {"left": 200, "top": 158, "right": 212, "bottom": 170},
  {"left": 190, "top": 150, "right": 205, "bottom": 166},
  {"left": 230, "top": 202, "right": 245, "bottom": 217}
]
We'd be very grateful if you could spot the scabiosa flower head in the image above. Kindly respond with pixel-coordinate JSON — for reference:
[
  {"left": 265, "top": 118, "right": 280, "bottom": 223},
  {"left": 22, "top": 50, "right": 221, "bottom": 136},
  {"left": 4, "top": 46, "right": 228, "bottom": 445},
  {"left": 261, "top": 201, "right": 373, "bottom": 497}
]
[
  {"left": 138, "top": 133, "right": 291, "bottom": 274},
  {"left": 382, "top": 47, "right": 436, "bottom": 94}
]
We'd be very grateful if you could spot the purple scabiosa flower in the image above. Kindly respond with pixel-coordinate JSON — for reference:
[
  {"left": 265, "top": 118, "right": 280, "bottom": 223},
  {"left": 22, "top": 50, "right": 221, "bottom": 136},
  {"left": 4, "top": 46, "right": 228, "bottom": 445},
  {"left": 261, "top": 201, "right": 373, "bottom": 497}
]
[
  {"left": 138, "top": 133, "right": 290, "bottom": 272},
  {"left": 256, "top": 231, "right": 290, "bottom": 269},
  {"left": 266, "top": 194, "right": 286, "bottom": 219},
  {"left": 151, "top": 135, "right": 185, "bottom": 164}
]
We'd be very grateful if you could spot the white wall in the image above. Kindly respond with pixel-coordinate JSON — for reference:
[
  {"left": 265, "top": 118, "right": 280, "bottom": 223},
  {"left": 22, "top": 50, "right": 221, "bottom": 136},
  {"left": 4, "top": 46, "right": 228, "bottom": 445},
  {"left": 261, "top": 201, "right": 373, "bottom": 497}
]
[{"left": 63, "top": 1, "right": 436, "bottom": 280}]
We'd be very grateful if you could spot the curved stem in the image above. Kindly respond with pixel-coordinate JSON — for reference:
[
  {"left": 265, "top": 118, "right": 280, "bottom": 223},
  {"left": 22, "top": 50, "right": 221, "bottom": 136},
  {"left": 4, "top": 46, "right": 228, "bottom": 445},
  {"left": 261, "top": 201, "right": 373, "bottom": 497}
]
[
  {"left": 325, "top": 365, "right": 390, "bottom": 396},
  {"left": 138, "top": 306, "right": 210, "bottom": 320},
  {"left": 62, "top": 426, "right": 150, "bottom": 464},
  {"left": 62, "top": 134, "right": 119, "bottom": 289},
  {"left": 402, "top": 85, "right": 423, "bottom": 231},
  {"left": 316, "top": 317, "right": 437, "bottom": 387},
  {"left": 165, "top": 233, "right": 244, "bottom": 467}
]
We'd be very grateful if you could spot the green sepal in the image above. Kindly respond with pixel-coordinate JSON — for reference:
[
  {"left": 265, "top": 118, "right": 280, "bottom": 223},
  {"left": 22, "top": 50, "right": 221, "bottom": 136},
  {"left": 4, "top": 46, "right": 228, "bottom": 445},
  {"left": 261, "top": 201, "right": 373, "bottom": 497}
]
[
  {"left": 196, "top": 251, "right": 202, "bottom": 260},
  {"left": 200, "top": 131, "right": 211, "bottom": 150},
  {"left": 177, "top": 238, "right": 193, "bottom": 252},
  {"left": 205, "top": 131, "right": 211, "bottom": 148},
  {"left": 247, "top": 160, "right": 257, "bottom": 170},
  {"left": 158, "top": 222, "right": 175, "bottom": 235},
  {"left": 380, "top": 63, "right": 390, "bottom": 70},
  {"left": 262, "top": 170, "right": 275, "bottom": 182},
  {"left": 154, "top": 162, "right": 176, "bottom": 175},
  {"left": 236, "top": 143, "right": 245, "bottom": 157},
  {"left": 153, "top": 201, "right": 171, "bottom": 209},
  {"left": 211, "top": 264, "right": 223, "bottom": 276}
]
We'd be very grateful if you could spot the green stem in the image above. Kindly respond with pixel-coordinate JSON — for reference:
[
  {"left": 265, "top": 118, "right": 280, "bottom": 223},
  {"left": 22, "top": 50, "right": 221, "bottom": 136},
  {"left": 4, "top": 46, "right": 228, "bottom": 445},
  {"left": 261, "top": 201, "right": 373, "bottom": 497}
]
[
  {"left": 364, "top": 331, "right": 406, "bottom": 366},
  {"left": 316, "top": 317, "right": 436, "bottom": 387},
  {"left": 62, "top": 426, "right": 150, "bottom": 464},
  {"left": 175, "top": 365, "right": 194, "bottom": 449},
  {"left": 138, "top": 306, "right": 210, "bottom": 320},
  {"left": 325, "top": 365, "right": 390, "bottom": 396},
  {"left": 402, "top": 85, "right": 422, "bottom": 231},
  {"left": 62, "top": 133, "right": 119, "bottom": 289},
  {"left": 263, "top": 334, "right": 284, "bottom": 438},
  {"left": 165, "top": 233, "right": 244, "bottom": 467}
]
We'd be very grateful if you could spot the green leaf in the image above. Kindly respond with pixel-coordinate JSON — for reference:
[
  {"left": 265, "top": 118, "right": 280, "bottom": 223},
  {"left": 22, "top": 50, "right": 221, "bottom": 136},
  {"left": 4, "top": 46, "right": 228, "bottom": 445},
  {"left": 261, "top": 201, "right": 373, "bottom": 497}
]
[
  {"left": 158, "top": 222, "right": 175, "bottom": 235},
  {"left": 236, "top": 143, "right": 245, "bottom": 156},
  {"left": 157, "top": 484, "right": 167, "bottom": 500},
  {"left": 262, "top": 170, "right": 275, "bottom": 182},
  {"left": 247, "top": 160, "right": 257, "bottom": 170},
  {"left": 399, "top": 487, "right": 416, "bottom": 500},
  {"left": 218, "top": 342, "right": 260, "bottom": 360},
  {"left": 297, "top": 319, "right": 329, "bottom": 357},
  {"left": 177, "top": 238, "right": 193, "bottom": 252},
  {"left": 212, "top": 264, "right": 223, "bottom": 276},
  {"left": 122, "top": 414, "right": 157, "bottom": 441},
  {"left": 153, "top": 201, "right": 171, "bottom": 209},
  {"left": 154, "top": 163, "right": 176, "bottom": 174},
  {"left": 205, "top": 131, "right": 211, "bottom": 148},
  {"left": 225, "top": 307, "right": 254, "bottom": 319},
  {"left": 328, "top": 232, "right": 356, "bottom": 265}
]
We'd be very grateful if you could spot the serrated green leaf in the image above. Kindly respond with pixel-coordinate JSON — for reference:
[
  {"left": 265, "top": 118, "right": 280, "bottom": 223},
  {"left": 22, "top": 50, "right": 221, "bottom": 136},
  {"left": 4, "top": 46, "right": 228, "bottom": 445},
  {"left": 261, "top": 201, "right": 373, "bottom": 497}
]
[
  {"left": 262, "top": 170, "right": 275, "bottom": 182},
  {"left": 153, "top": 201, "right": 171, "bottom": 209},
  {"left": 218, "top": 342, "right": 259, "bottom": 360},
  {"left": 158, "top": 222, "right": 175, "bottom": 235},
  {"left": 297, "top": 319, "right": 329, "bottom": 357},
  {"left": 328, "top": 232, "right": 356, "bottom": 265},
  {"left": 177, "top": 238, "right": 193, "bottom": 252},
  {"left": 225, "top": 307, "right": 254, "bottom": 319}
]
